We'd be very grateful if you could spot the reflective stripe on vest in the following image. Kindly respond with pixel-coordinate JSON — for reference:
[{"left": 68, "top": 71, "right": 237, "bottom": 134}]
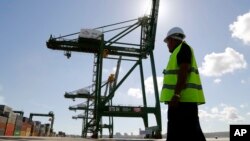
[
  {"left": 163, "top": 67, "right": 199, "bottom": 75},
  {"left": 160, "top": 42, "right": 205, "bottom": 104},
  {"left": 162, "top": 83, "right": 202, "bottom": 90}
]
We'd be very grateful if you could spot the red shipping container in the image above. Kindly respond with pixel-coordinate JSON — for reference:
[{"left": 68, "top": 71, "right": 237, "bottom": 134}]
[
  {"left": 21, "top": 123, "right": 28, "bottom": 131},
  {"left": 5, "top": 123, "right": 15, "bottom": 136},
  {"left": 0, "top": 122, "right": 7, "bottom": 129}
]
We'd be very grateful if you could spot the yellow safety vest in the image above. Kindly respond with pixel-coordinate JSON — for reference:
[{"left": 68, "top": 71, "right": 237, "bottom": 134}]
[{"left": 160, "top": 43, "right": 205, "bottom": 104}]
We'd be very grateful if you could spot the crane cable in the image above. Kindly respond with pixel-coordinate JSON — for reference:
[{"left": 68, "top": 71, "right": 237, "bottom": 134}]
[{"left": 54, "top": 18, "right": 138, "bottom": 39}]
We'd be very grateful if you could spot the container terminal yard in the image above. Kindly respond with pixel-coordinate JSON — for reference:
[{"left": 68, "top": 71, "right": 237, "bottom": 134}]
[
  {"left": 0, "top": 104, "right": 165, "bottom": 141},
  {"left": 0, "top": 0, "right": 222, "bottom": 140},
  {"left": 0, "top": 0, "right": 162, "bottom": 140},
  {"left": 2, "top": 0, "right": 246, "bottom": 141},
  {"left": 0, "top": 137, "right": 166, "bottom": 141},
  {"left": 0, "top": 105, "right": 57, "bottom": 137}
]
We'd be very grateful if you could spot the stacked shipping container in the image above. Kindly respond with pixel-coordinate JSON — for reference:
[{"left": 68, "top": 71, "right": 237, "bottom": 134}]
[
  {"left": 0, "top": 116, "right": 7, "bottom": 135},
  {"left": 31, "top": 121, "right": 41, "bottom": 136},
  {"left": 0, "top": 105, "right": 55, "bottom": 137},
  {"left": 45, "top": 123, "right": 51, "bottom": 136},
  {"left": 0, "top": 105, "right": 14, "bottom": 136},
  {"left": 21, "top": 117, "right": 31, "bottom": 136},
  {"left": 14, "top": 115, "right": 23, "bottom": 136},
  {"left": 5, "top": 112, "right": 17, "bottom": 136},
  {"left": 39, "top": 124, "right": 46, "bottom": 136}
]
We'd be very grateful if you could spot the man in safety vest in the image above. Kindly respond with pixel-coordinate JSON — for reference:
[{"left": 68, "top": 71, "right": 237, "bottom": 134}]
[{"left": 160, "top": 27, "right": 206, "bottom": 141}]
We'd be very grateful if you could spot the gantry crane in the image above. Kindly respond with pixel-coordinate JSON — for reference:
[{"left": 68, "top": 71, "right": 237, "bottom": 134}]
[
  {"left": 13, "top": 110, "right": 24, "bottom": 116},
  {"left": 29, "top": 111, "right": 55, "bottom": 136},
  {"left": 46, "top": 0, "right": 161, "bottom": 138},
  {"left": 65, "top": 68, "right": 119, "bottom": 138},
  {"left": 68, "top": 102, "right": 94, "bottom": 138},
  {"left": 65, "top": 56, "right": 121, "bottom": 138},
  {"left": 72, "top": 114, "right": 85, "bottom": 120}
]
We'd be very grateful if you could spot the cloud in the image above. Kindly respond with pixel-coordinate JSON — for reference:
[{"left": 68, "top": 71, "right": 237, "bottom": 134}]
[
  {"left": 0, "top": 85, "right": 6, "bottom": 104},
  {"left": 229, "top": 11, "right": 250, "bottom": 45},
  {"left": 199, "top": 48, "right": 247, "bottom": 77},
  {"left": 240, "top": 104, "right": 248, "bottom": 108},
  {"left": 211, "top": 107, "right": 219, "bottom": 114},
  {"left": 241, "top": 80, "right": 246, "bottom": 84},
  {"left": 213, "top": 78, "right": 221, "bottom": 84},
  {"left": 199, "top": 104, "right": 245, "bottom": 123},
  {"left": 112, "top": 66, "right": 123, "bottom": 74},
  {"left": 220, "top": 106, "right": 244, "bottom": 122},
  {"left": 144, "top": 76, "right": 163, "bottom": 95},
  {"left": 127, "top": 76, "right": 163, "bottom": 98},
  {"left": 0, "top": 96, "right": 6, "bottom": 105},
  {"left": 128, "top": 88, "right": 142, "bottom": 99}
]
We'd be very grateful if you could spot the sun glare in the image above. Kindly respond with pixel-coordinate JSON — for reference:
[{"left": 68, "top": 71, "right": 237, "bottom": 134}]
[
  {"left": 158, "top": 0, "right": 173, "bottom": 21},
  {"left": 138, "top": 0, "right": 152, "bottom": 16},
  {"left": 137, "top": 0, "right": 173, "bottom": 21}
]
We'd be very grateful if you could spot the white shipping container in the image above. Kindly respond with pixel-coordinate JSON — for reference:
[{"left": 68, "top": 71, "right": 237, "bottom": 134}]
[
  {"left": 0, "top": 116, "right": 7, "bottom": 124},
  {"left": 0, "top": 105, "right": 12, "bottom": 113},
  {"left": 79, "top": 29, "right": 102, "bottom": 40},
  {"left": 7, "top": 112, "right": 17, "bottom": 124}
]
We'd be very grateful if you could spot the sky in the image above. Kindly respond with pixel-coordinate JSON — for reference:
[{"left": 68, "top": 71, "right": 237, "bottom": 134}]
[{"left": 1, "top": 0, "right": 250, "bottom": 136}]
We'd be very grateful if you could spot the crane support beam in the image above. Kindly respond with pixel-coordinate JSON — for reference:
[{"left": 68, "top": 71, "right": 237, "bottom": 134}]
[
  {"left": 47, "top": 39, "right": 145, "bottom": 58},
  {"left": 29, "top": 112, "right": 55, "bottom": 136},
  {"left": 101, "top": 106, "right": 158, "bottom": 117},
  {"left": 69, "top": 107, "right": 94, "bottom": 111},
  {"left": 29, "top": 113, "right": 54, "bottom": 118},
  {"left": 64, "top": 93, "right": 95, "bottom": 99},
  {"left": 13, "top": 111, "right": 24, "bottom": 116}
]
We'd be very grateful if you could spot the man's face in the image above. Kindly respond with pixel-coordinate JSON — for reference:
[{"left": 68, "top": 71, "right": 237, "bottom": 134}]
[{"left": 166, "top": 38, "right": 175, "bottom": 53}]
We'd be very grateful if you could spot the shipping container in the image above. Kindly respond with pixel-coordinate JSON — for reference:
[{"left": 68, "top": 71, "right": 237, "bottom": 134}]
[
  {"left": 26, "top": 127, "right": 31, "bottom": 136},
  {"left": 5, "top": 123, "right": 15, "bottom": 136},
  {"left": 20, "top": 131, "right": 26, "bottom": 136},
  {"left": 21, "top": 122, "right": 31, "bottom": 136},
  {"left": 45, "top": 123, "right": 51, "bottom": 136},
  {"left": 14, "top": 115, "right": 23, "bottom": 136},
  {"left": 22, "top": 117, "right": 29, "bottom": 123},
  {"left": 0, "top": 116, "right": 7, "bottom": 133},
  {"left": 39, "top": 124, "right": 46, "bottom": 136},
  {"left": 0, "top": 128, "right": 5, "bottom": 136},
  {"left": 0, "top": 122, "right": 6, "bottom": 129},
  {"left": 20, "top": 122, "right": 28, "bottom": 136},
  {"left": 31, "top": 121, "right": 41, "bottom": 136},
  {"left": 0, "top": 105, "right": 12, "bottom": 113},
  {"left": 14, "top": 130, "right": 21, "bottom": 136},
  {"left": 14, "top": 124, "right": 22, "bottom": 136},
  {"left": 3, "top": 111, "right": 12, "bottom": 117},
  {"left": 15, "top": 115, "right": 23, "bottom": 124},
  {"left": 0, "top": 116, "right": 7, "bottom": 132},
  {"left": 0, "top": 116, "right": 7, "bottom": 123},
  {"left": 7, "top": 112, "right": 17, "bottom": 124}
]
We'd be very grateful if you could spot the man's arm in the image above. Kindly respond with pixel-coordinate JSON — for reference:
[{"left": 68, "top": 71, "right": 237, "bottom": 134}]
[
  {"left": 169, "top": 63, "right": 190, "bottom": 107},
  {"left": 175, "top": 63, "right": 190, "bottom": 94}
]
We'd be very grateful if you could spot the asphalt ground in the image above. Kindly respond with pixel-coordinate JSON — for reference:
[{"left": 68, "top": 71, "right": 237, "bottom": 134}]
[
  {"left": 0, "top": 136, "right": 229, "bottom": 141},
  {"left": 0, "top": 136, "right": 164, "bottom": 141}
]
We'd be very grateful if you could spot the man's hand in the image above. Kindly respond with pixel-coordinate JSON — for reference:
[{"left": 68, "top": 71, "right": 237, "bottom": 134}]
[{"left": 169, "top": 95, "right": 180, "bottom": 107}]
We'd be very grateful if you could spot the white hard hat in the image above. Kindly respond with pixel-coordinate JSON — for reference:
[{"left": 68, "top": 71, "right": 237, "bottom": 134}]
[{"left": 164, "top": 27, "right": 185, "bottom": 42}]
